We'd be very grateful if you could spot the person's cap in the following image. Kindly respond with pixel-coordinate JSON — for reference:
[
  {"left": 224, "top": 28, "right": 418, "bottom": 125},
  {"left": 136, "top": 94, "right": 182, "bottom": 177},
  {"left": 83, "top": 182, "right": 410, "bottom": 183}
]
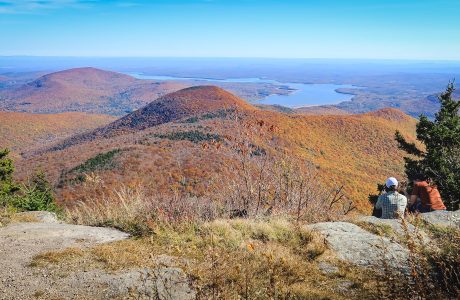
[{"left": 386, "top": 177, "right": 398, "bottom": 188}]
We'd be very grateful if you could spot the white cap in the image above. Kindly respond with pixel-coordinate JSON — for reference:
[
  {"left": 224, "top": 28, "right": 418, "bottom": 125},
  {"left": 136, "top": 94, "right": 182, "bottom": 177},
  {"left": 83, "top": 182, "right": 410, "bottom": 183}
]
[{"left": 386, "top": 177, "right": 398, "bottom": 188}]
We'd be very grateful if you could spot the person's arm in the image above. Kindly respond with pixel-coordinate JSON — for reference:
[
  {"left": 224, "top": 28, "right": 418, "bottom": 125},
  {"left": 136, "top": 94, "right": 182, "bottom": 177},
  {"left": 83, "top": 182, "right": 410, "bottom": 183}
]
[
  {"left": 397, "top": 195, "right": 408, "bottom": 218},
  {"left": 402, "top": 195, "right": 408, "bottom": 211}
]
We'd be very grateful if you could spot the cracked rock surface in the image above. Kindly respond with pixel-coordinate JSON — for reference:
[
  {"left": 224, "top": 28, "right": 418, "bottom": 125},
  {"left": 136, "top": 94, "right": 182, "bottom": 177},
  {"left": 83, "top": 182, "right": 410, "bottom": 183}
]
[{"left": 307, "top": 222, "right": 410, "bottom": 273}]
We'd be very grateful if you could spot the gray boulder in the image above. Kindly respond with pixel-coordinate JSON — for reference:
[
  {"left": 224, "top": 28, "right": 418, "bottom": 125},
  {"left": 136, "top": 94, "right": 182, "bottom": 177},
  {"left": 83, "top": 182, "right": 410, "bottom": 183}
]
[
  {"left": 307, "top": 222, "right": 410, "bottom": 273},
  {"left": 357, "top": 216, "right": 431, "bottom": 244},
  {"left": 150, "top": 255, "right": 195, "bottom": 300},
  {"left": 357, "top": 216, "right": 414, "bottom": 236},
  {"left": 419, "top": 210, "right": 460, "bottom": 229},
  {"left": 155, "top": 267, "right": 196, "bottom": 300},
  {"left": 89, "top": 266, "right": 195, "bottom": 300}
]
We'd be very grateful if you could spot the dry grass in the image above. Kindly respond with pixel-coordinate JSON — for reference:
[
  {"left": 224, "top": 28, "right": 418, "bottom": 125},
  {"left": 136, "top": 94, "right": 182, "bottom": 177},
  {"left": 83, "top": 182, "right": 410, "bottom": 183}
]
[
  {"left": 0, "top": 207, "right": 14, "bottom": 227},
  {"left": 29, "top": 217, "right": 381, "bottom": 299},
  {"left": 353, "top": 221, "right": 395, "bottom": 237},
  {"left": 373, "top": 217, "right": 460, "bottom": 299},
  {"left": 0, "top": 206, "right": 40, "bottom": 226},
  {"left": 66, "top": 185, "right": 221, "bottom": 236},
  {"left": 31, "top": 247, "right": 85, "bottom": 267},
  {"left": 64, "top": 141, "right": 355, "bottom": 237}
]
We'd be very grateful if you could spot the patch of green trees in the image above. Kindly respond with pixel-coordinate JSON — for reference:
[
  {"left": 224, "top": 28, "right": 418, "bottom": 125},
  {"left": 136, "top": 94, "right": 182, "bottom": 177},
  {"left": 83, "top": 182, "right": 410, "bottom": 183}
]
[
  {"left": 396, "top": 82, "right": 460, "bottom": 210},
  {"left": 0, "top": 148, "right": 57, "bottom": 212}
]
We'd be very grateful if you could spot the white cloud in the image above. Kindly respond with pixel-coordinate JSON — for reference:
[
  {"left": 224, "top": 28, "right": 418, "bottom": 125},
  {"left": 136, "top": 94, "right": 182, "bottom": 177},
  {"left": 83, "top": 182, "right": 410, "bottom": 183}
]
[
  {"left": 0, "top": 0, "right": 220, "bottom": 13},
  {"left": 0, "top": 0, "right": 97, "bottom": 13}
]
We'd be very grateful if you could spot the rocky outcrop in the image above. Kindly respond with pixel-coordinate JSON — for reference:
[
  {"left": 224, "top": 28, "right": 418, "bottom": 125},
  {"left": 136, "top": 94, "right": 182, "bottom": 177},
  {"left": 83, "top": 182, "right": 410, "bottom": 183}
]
[
  {"left": 0, "top": 219, "right": 196, "bottom": 300},
  {"left": 0, "top": 222, "right": 130, "bottom": 245},
  {"left": 155, "top": 267, "right": 196, "bottom": 300},
  {"left": 357, "top": 216, "right": 431, "bottom": 244},
  {"left": 152, "top": 255, "right": 196, "bottom": 300},
  {"left": 0, "top": 222, "right": 130, "bottom": 299},
  {"left": 419, "top": 210, "right": 460, "bottom": 229},
  {"left": 307, "top": 222, "right": 410, "bottom": 273}
]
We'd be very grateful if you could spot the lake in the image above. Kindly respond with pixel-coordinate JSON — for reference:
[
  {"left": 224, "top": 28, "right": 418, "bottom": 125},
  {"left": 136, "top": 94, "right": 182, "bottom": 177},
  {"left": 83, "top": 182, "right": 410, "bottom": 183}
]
[{"left": 128, "top": 73, "right": 360, "bottom": 108}]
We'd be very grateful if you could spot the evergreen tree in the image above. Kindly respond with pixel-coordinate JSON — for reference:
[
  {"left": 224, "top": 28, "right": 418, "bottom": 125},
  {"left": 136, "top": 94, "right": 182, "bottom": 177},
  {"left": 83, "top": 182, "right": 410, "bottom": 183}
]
[
  {"left": 0, "top": 149, "right": 19, "bottom": 200},
  {"left": 12, "top": 170, "right": 57, "bottom": 212},
  {"left": 396, "top": 82, "right": 460, "bottom": 210}
]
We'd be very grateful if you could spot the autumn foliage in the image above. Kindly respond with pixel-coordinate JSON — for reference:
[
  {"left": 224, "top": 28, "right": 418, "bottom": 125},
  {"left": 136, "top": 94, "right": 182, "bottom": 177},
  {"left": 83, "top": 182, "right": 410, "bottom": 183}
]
[{"left": 10, "top": 86, "right": 418, "bottom": 216}]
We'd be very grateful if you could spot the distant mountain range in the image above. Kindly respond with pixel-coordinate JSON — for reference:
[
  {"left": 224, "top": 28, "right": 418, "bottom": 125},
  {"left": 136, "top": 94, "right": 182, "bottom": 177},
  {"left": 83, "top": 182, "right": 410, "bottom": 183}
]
[
  {"left": 0, "top": 68, "right": 289, "bottom": 116},
  {"left": 1, "top": 67, "right": 458, "bottom": 119}
]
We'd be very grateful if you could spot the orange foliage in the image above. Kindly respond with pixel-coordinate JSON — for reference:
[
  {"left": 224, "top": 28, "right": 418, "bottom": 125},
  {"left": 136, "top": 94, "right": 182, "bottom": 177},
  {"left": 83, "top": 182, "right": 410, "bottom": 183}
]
[{"left": 11, "top": 87, "right": 418, "bottom": 214}]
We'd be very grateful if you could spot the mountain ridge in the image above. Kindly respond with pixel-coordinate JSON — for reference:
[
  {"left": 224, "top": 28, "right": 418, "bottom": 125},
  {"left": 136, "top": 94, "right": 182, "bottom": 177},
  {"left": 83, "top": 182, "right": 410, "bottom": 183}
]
[
  {"left": 0, "top": 67, "right": 188, "bottom": 115},
  {"left": 47, "top": 86, "right": 255, "bottom": 151},
  {"left": 13, "top": 86, "right": 417, "bottom": 211}
]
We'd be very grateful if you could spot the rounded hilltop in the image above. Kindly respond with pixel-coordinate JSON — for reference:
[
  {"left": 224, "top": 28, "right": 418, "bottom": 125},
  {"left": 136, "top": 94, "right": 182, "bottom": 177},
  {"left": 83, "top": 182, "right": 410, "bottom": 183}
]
[
  {"left": 108, "top": 85, "right": 254, "bottom": 131},
  {"left": 20, "top": 67, "right": 136, "bottom": 95},
  {"left": 0, "top": 67, "right": 188, "bottom": 115},
  {"left": 364, "top": 108, "right": 415, "bottom": 122},
  {"left": 32, "top": 67, "right": 136, "bottom": 85}
]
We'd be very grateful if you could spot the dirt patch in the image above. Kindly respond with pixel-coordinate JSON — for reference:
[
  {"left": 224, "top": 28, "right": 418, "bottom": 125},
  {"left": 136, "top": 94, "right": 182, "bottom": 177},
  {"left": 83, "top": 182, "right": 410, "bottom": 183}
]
[{"left": 0, "top": 221, "right": 134, "bottom": 299}]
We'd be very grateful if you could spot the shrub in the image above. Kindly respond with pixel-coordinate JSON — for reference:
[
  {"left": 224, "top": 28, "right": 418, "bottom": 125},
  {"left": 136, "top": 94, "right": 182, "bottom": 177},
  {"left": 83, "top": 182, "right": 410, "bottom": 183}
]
[
  {"left": 10, "top": 171, "right": 57, "bottom": 212},
  {"left": 0, "top": 150, "right": 56, "bottom": 213},
  {"left": 182, "top": 109, "right": 234, "bottom": 123},
  {"left": 66, "top": 185, "right": 221, "bottom": 236},
  {"left": 0, "top": 148, "right": 19, "bottom": 199},
  {"left": 153, "top": 130, "right": 222, "bottom": 144},
  {"left": 71, "top": 149, "right": 122, "bottom": 174},
  {"left": 377, "top": 218, "right": 460, "bottom": 299}
]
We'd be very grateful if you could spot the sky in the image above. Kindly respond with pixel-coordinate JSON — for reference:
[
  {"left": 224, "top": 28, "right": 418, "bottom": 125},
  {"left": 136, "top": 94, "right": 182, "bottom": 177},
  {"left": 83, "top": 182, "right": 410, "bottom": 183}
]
[{"left": 1, "top": 0, "right": 459, "bottom": 60}]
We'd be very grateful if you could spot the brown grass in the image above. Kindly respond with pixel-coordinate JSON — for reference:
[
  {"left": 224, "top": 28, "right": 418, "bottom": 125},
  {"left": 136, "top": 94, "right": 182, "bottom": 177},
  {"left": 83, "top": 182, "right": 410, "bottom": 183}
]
[
  {"left": 374, "top": 216, "right": 460, "bottom": 299},
  {"left": 30, "top": 217, "right": 381, "bottom": 299}
]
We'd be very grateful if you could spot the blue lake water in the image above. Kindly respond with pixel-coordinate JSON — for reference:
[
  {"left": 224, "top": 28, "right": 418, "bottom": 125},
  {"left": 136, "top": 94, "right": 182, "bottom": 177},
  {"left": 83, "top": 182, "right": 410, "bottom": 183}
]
[{"left": 129, "top": 73, "right": 360, "bottom": 108}]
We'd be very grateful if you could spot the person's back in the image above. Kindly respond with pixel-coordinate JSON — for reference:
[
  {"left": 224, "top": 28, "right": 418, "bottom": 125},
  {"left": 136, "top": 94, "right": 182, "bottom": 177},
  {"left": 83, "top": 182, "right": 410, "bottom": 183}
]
[
  {"left": 375, "top": 177, "right": 408, "bottom": 219},
  {"left": 411, "top": 179, "right": 446, "bottom": 212}
]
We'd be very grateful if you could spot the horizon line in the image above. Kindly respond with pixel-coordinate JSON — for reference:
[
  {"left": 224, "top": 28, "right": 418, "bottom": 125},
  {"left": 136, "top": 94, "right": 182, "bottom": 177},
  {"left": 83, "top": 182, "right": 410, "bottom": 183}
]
[{"left": 1, "top": 55, "right": 460, "bottom": 63}]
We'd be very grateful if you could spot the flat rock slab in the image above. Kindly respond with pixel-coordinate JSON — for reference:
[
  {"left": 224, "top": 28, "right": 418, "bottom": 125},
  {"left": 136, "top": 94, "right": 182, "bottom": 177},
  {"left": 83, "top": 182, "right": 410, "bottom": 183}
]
[
  {"left": 357, "top": 216, "right": 431, "bottom": 244},
  {"left": 307, "top": 222, "right": 410, "bottom": 273},
  {"left": 0, "top": 222, "right": 129, "bottom": 299},
  {"left": 419, "top": 210, "right": 460, "bottom": 229},
  {"left": 0, "top": 222, "right": 130, "bottom": 244},
  {"left": 357, "top": 216, "right": 416, "bottom": 235}
]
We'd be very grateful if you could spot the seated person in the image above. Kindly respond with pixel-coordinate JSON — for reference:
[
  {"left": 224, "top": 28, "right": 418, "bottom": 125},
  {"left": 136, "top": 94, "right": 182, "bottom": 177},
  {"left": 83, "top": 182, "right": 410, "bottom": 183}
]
[
  {"left": 410, "top": 174, "right": 446, "bottom": 212},
  {"left": 375, "top": 177, "right": 408, "bottom": 219}
]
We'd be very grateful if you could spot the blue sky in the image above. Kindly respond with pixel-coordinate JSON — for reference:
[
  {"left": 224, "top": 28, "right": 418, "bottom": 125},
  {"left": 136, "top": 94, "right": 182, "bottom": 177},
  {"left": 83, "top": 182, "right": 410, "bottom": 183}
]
[{"left": 1, "top": 0, "right": 459, "bottom": 60}]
